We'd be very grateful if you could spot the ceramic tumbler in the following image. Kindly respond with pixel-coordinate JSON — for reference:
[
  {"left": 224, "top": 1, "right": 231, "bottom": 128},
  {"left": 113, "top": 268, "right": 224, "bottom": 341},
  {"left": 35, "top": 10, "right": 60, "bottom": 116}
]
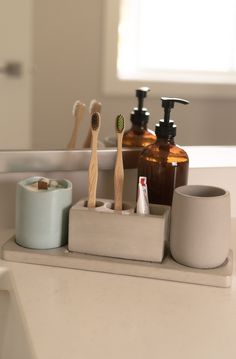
[
  {"left": 16, "top": 176, "right": 72, "bottom": 249},
  {"left": 170, "top": 185, "right": 231, "bottom": 269}
]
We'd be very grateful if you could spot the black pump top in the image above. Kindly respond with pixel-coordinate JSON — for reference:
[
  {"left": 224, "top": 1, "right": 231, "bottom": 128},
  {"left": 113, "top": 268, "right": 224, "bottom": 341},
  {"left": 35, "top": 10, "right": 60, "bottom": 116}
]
[
  {"left": 131, "top": 87, "right": 150, "bottom": 125},
  {"left": 155, "top": 97, "right": 189, "bottom": 138}
]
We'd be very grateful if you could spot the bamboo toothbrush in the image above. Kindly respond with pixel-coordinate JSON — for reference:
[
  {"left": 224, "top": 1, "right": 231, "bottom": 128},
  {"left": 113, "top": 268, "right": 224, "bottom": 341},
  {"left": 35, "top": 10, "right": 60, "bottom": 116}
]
[
  {"left": 83, "top": 99, "right": 102, "bottom": 148},
  {"left": 87, "top": 112, "right": 101, "bottom": 208},
  {"left": 67, "top": 101, "right": 86, "bottom": 150},
  {"left": 114, "top": 114, "right": 125, "bottom": 211}
]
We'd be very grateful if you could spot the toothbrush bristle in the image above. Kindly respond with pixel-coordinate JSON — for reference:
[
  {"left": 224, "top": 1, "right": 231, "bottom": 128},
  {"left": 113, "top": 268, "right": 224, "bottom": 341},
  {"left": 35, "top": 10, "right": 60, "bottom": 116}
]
[
  {"left": 72, "top": 100, "right": 81, "bottom": 116},
  {"left": 116, "top": 114, "right": 125, "bottom": 133},
  {"left": 91, "top": 112, "right": 100, "bottom": 131}
]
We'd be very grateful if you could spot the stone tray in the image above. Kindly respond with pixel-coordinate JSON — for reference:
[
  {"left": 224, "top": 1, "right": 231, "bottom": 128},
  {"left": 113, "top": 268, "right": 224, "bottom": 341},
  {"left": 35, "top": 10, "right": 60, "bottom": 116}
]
[{"left": 1, "top": 236, "right": 233, "bottom": 288}]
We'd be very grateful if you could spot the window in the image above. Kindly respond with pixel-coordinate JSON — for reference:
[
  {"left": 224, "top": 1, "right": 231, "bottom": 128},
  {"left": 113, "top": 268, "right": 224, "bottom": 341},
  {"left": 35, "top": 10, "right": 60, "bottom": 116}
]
[{"left": 103, "top": 0, "right": 236, "bottom": 97}]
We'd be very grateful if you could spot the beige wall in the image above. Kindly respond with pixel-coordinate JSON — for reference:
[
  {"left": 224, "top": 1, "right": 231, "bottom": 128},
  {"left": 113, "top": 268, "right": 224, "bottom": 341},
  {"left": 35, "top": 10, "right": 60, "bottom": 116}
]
[
  {"left": 32, "top": 0, "right": 236, "bottom": 149},
  {"left": 0, "top": 0, "right": 33, "bottom": 149}
]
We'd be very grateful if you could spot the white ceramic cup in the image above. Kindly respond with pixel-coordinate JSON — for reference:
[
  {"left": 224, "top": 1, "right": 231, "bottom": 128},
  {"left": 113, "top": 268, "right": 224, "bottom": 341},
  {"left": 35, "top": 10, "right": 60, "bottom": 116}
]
[
  {"left": 170, "top": 185, "right": 231, "bottom": 269},
  {"left": 16, "top": 176, "right": 72, "bottom": 249}
]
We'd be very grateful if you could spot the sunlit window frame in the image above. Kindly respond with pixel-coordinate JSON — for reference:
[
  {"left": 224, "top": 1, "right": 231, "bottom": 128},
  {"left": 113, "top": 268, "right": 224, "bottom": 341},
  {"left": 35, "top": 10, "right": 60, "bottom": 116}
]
[{"left": 102, "top": 0, "right": 236, "bottom": 98}]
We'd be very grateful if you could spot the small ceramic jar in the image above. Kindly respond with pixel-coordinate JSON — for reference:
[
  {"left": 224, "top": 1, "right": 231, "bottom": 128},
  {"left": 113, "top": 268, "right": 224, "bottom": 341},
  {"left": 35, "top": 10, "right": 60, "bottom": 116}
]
[{"left": 15, "top": 176, "right": 72, "bottom": 249}]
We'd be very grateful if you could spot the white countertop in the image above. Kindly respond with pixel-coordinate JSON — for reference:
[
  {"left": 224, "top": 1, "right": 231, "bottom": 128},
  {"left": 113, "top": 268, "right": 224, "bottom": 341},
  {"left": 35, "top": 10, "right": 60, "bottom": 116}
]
[
  {"left": 1, "top": 223, "right": 236, "bottom": 359},
  {"left": 1, "top": 147, "right": 236, "bottom": 358},
  {"left": 184, "top": 146, "right": 236, "bottom": 168}
]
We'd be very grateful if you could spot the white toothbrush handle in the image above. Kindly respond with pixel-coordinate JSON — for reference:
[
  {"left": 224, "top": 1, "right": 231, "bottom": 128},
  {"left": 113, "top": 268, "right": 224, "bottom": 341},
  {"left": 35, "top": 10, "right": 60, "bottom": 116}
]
[{"left": 67, "top": 103, "right": 85, "bottom": 150}]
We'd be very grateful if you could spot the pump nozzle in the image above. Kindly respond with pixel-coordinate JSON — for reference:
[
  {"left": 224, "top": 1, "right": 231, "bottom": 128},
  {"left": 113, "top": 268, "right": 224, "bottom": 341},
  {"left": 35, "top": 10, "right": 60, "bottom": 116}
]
[
  {"left": 136, "top": 87, "right": 150, "bottom": 112},
  {"left": 156, "top": 97, "right": 189, "bottom": 138},
  {"left": 131, "top": 87, "right": 150, "bottom": 125},
  {"left": 161, "top": 97, "right": 189, "bottom": 124}
]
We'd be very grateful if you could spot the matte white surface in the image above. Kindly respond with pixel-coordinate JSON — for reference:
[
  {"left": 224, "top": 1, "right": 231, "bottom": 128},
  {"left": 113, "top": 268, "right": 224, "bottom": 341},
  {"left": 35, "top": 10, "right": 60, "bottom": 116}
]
[
  {"left": 0, "top": 267, "right": 36, "bottom": 359},
  {"left": 185, "top": 146, "right": 236, "bottom": 168},
  {"left": 0, "top": 149, "right": 236, "bottom": 358},
  {"left": 0, "top": 222, "right": 236, "bottom": 359}
]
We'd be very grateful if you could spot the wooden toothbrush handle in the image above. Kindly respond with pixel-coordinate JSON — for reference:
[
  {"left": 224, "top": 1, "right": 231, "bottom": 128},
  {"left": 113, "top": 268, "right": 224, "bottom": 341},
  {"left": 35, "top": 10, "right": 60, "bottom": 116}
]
[
  {"left": 67, "top": 118, "right": 81, "bottom": 150},
  {"left": 114, "top": 134, "right": 124, "bottom": 211},
  {"left": 87, "top": 133, "right": 99, "bottom": 208},
  {"left": 67, "top": 104, "right": 85, "bottom": 150}
]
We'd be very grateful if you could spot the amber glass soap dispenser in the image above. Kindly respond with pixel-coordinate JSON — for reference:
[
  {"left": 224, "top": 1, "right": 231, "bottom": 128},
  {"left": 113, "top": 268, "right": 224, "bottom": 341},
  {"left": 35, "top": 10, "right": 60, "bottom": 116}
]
[
  {"left": 122, "top": 87, "right": 156, "bottom": 148},
  {"left": 138, "top": 97, "right": 189, "bottom": 206}
]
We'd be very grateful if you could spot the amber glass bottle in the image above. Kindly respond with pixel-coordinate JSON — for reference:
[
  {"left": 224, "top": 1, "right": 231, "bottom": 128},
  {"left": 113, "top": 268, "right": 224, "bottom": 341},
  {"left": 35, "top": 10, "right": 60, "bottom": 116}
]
[
  {"left": 123, "top": 87, "right": 156, "bottom": 148},
  {"left": 137, "top": 97, "right": 189, "bottom": 206}
]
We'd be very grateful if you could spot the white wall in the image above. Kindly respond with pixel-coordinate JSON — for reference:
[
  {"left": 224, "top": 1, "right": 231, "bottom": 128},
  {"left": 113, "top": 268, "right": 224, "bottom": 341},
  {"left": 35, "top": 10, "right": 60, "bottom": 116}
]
[{"left": 32, "top": 0, "right": 236, "bottom": 149}]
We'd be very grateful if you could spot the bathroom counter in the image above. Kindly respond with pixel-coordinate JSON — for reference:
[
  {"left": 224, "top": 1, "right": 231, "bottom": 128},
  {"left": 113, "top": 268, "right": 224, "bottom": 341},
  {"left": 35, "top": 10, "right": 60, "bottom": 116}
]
[
  {"left": 0, "top": 223, "right": 236, "bottom": 359},
  {"left": 1, "top": 147, "right": 236, "bottom": 359}
]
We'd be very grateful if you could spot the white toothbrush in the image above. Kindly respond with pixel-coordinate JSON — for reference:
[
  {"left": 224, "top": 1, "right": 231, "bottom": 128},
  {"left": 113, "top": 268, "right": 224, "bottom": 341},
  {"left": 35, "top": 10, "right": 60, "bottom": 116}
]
[{"left": 67, "top": 101, "right": 86, "bottom": 150}]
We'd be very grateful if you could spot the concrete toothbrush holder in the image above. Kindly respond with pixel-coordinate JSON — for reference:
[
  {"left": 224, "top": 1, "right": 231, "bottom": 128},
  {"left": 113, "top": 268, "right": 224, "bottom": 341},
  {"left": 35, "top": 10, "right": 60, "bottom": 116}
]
[
  {"left": 15, "top": 176, "right": 72, "bottom": 250},
  {"left": 68, "top": 198, "right": 170, "bottom": 262}
]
